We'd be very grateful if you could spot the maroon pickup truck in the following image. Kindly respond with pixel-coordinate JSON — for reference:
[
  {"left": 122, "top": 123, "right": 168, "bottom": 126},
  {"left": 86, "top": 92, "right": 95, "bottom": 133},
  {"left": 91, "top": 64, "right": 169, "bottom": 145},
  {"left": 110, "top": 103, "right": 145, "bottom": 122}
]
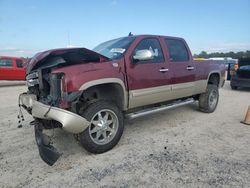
[{"left": 19, "top": 35, "right": 225, "bottom": 165}]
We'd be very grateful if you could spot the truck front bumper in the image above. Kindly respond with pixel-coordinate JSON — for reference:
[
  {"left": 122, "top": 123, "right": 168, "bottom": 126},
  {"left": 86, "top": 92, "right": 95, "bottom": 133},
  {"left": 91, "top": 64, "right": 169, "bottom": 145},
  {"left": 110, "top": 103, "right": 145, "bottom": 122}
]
[
  {"left": 34, "top": 121, "right": 61, "bottom": 166},
  {"left": 19, "top": 93, "right": 90, "bottom": 165},
  {"left": 20, "top": 93, "right": 90, "bottom": 134}
]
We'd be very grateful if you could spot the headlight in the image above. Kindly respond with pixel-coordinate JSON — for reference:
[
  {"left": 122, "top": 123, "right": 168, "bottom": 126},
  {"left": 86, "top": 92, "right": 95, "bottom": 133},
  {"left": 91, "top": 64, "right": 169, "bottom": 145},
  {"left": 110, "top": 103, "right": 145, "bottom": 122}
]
[{"left": 26, "top": 71, "right": 39, "bottom": 87}]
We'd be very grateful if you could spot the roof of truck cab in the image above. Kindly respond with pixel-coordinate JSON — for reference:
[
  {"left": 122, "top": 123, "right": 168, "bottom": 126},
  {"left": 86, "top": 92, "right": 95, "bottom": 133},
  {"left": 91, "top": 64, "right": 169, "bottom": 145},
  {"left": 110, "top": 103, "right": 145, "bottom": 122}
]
[{"left": 132, "top": 34, "right": 185, "bottom": 40}]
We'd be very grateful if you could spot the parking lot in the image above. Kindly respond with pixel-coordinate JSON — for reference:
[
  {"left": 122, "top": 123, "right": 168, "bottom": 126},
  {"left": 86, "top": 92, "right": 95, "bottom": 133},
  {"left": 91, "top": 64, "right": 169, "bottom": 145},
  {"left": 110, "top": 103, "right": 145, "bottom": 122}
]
[{"left": 0, "top": 81, "right": 249, "bottom": 187}]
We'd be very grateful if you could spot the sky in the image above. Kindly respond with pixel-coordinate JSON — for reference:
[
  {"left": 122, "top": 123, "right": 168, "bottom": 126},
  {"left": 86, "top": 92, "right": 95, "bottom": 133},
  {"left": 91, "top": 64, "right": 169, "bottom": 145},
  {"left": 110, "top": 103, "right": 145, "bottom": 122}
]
[{"left": 0, "top": 0, "right": 250, "bottom": 57}]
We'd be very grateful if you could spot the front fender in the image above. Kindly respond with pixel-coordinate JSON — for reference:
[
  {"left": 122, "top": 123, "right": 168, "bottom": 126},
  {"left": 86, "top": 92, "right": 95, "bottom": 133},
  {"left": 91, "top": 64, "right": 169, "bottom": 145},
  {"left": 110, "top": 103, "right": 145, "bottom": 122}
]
[{"left": 79, "top": 78, "right": 128, "bottom": 110}]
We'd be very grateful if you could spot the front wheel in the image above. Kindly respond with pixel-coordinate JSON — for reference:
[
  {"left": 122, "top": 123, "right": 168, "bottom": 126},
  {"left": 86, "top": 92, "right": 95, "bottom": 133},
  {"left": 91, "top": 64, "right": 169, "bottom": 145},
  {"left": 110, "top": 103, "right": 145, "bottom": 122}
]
[
  {"left": 78, "top": 100, "right": 124, "bottom": 154},
  {"left": 199, "top": 84, "right": 219, "bottom": 113}
]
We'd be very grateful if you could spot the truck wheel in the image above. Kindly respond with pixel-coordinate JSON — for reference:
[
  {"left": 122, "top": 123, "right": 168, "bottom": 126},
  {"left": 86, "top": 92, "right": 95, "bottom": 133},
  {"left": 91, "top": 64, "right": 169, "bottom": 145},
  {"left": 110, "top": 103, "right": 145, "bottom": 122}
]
[
  {"left": 199, "top": 84, "right": 219, "bottom": 113},
  {"left": 78, "top": 100, "right": 124, "bottom": 154},
  {"left": 231, "top": 85, "right": 237, "bottom": 90}
]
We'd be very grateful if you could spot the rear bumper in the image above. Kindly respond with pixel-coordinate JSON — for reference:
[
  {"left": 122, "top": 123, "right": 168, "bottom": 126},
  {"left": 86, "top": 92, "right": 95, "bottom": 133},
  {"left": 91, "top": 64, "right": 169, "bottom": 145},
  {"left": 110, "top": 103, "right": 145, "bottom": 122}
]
[
  {"left": 20, "top": 93, "right": 90, "bottom": 134},
  {"left": 231, "top": 77, "right": 250, "bottom": 88}
]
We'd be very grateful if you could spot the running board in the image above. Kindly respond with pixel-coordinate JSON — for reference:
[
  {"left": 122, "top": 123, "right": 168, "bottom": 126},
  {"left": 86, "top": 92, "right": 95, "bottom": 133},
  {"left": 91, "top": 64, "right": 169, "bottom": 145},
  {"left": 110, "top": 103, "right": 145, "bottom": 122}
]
[{"left": 125, "top": 98, "right": 195, "bottom": 120}]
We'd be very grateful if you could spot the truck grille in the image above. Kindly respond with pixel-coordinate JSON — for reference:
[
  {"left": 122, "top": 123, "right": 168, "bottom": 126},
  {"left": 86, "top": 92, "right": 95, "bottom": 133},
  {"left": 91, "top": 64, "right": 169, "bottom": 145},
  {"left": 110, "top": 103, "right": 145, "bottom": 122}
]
[{"left": 26, "top": 71, "right": 39, "bottom": 87}]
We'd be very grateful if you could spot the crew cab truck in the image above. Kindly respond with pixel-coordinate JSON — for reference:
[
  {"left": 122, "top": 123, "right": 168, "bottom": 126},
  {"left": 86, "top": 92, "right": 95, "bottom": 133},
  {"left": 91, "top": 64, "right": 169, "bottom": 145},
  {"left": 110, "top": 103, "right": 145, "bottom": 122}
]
[
  {"left": 19, "top": 35, "right": 225, "bottom": 165},
  {"left": 0, "top": 56, "right": 25, "bottom": 80}
]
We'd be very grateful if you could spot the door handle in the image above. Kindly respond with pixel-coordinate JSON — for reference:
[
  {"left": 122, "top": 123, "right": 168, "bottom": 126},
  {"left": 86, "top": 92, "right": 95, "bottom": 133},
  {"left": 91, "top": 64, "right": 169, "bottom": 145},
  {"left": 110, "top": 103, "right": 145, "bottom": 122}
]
[
  {"left": 159, "top": 68, "right": 169, "bottom": 73},
  {"left": 186, "top": 66, "right": 194, "bottom": 70}
]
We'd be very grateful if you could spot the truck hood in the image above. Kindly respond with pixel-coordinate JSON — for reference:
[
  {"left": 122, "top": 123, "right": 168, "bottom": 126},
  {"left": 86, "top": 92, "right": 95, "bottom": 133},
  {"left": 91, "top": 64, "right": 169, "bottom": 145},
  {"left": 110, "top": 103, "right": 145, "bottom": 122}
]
[{"left": 26, "top": 48, "right": 110, "bottom": 74}]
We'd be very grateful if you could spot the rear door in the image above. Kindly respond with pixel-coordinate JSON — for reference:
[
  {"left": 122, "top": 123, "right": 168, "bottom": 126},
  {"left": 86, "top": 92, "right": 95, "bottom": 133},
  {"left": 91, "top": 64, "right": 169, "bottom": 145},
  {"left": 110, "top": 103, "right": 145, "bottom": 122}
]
[
  {"left": 125, "top": 37, "right": 171, "bottom": 108},
  {"left": 15, "top": 59, "right": 26, "bottom": 80},
  {"left": 0, "top": 58, "right": 15, "bottom": 80},
  {"left": 164, "top": 38, "right": 195, "bottom": 98}
]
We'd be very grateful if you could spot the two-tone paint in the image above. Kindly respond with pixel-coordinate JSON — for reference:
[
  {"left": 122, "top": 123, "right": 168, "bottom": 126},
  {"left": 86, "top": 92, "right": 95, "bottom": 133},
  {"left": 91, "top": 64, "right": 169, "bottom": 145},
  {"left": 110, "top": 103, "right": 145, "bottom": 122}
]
[
  {"left": 26, "top": 35, "right": 225, "bottom": 111},
  {"left": 49, "top": 35, "right": 225, "bottom": 109}
]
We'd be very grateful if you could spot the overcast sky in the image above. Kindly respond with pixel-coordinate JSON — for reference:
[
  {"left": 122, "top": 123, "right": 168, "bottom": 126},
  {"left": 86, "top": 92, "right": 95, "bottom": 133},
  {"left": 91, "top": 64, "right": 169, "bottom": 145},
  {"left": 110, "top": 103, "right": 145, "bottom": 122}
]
[{"left": 0, "top": 0, "right": 250, "bottom": 57}]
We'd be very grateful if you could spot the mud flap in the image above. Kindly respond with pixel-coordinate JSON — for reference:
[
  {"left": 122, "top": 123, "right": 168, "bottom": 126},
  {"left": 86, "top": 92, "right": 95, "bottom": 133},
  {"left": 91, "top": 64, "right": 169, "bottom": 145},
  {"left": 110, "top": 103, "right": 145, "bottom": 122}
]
[{"left": 34, "top": 123, "right": 61, "bottom": 166}]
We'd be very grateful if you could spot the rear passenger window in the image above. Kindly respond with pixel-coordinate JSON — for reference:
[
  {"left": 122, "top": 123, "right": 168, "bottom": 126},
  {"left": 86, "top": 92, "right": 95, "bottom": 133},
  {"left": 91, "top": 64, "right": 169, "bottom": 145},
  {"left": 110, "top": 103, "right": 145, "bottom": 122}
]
[
  {"left": 16, "top": 60, "right": 23, "bottom": 68},
  {"left": 165, "top": 39, "right": 189, "bottom": 62},
  {"left": 133, "top": 38, "right": 164, "bottom": 63},
  {"left": 0, "top": 59, "right": 13, "bottom": 67}
]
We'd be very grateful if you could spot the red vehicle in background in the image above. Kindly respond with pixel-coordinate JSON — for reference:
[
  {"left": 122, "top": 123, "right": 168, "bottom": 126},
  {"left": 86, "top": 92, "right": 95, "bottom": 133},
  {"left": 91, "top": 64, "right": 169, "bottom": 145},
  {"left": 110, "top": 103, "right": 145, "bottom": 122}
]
[{"left": 0, "top": 56, "right": 26, "bottom": 80}]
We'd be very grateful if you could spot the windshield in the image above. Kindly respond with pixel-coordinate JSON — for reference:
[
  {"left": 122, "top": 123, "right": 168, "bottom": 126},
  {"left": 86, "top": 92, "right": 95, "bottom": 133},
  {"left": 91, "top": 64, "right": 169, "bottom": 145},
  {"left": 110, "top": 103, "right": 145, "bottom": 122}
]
[{"left": 93, "top": 37, "right": 135, "bottom": 60}]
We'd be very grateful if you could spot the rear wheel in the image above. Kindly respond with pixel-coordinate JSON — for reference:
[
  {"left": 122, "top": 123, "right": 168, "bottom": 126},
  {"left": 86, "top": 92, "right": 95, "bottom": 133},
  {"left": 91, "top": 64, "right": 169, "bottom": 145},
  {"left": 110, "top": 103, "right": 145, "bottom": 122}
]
[
  {"left": 78, "top": 100, "right": 124, "bottom": 154},
  {"left": 199, "top": 84, "right": 219, "bottom": 113}
]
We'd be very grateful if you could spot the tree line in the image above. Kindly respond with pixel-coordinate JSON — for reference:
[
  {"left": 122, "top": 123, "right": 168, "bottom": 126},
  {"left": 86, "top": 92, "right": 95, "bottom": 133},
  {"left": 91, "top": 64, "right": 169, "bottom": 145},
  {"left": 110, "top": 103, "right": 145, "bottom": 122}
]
[{"left": 193, "top": 50, "right": 250, "bottom": 59}]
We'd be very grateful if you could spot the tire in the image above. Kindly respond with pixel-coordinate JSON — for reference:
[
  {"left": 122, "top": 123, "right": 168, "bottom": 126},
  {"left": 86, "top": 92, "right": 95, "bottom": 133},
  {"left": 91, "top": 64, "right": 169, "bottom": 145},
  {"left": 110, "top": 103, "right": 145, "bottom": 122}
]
[
  {"left": 78, "top": 100, "right": 124, "bottom": 154},
  {"left": 199, "top": 84, "right": 219, "bottom": 113},
  {"left": 231, "top": 85, "right": 237, "bottom": 90}
]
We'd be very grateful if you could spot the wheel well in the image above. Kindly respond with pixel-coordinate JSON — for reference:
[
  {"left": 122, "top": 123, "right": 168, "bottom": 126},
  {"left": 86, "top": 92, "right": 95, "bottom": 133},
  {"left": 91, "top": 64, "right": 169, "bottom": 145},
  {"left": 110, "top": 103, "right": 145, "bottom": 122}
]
[
  {"left": 81, "top": 83, "right": 125, "bottom": 110},
  {"left": 208, "top": 73, "right": 220, "bottom": 86}
]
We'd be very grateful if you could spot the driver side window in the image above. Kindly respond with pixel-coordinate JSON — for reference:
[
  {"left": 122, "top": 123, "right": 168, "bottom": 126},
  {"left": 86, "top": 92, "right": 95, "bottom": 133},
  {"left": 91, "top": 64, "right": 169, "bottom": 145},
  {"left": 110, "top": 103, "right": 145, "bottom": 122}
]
[{"left": 133, "top": 38, "right": 164, "bottom": 63}]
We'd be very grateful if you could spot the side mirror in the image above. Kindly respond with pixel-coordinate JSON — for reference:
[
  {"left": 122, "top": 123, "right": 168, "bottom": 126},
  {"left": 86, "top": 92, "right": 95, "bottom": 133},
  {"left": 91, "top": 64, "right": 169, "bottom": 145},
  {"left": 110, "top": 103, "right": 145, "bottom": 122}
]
[{"left": 133, "top": 50, "right": 154, "bottom": 61}]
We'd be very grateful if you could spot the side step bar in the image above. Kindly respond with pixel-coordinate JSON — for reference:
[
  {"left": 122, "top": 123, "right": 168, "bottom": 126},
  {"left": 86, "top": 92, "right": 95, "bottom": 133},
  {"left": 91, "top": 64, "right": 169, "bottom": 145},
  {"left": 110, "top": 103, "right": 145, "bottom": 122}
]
[{"left": 125, "top": 98, "right": 195, "bottom": 120}]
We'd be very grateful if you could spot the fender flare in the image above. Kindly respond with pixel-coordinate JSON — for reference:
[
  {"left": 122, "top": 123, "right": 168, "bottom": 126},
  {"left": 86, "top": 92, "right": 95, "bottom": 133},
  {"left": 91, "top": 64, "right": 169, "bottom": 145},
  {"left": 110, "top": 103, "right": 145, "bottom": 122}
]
[
  {"left": 79, "top": 78, "right": 128, "bottom": 110},
  {"left": 207, "top": 71, "right": 223, "bottom": 87}
]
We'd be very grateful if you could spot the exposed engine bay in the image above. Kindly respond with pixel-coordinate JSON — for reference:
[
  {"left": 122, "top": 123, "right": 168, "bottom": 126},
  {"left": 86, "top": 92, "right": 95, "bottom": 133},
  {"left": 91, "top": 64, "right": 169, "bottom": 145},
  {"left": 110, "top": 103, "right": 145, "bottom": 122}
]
[{"left": 25, "top": 48, "right": 109, "bottom": 108}]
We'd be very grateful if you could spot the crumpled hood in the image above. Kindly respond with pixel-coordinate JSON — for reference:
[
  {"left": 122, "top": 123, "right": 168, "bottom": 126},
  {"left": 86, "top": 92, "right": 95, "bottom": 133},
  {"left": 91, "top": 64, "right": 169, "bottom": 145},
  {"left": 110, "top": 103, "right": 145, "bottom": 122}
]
[{"left": 26, "top": 48, "right": 110, "bottom": 74}]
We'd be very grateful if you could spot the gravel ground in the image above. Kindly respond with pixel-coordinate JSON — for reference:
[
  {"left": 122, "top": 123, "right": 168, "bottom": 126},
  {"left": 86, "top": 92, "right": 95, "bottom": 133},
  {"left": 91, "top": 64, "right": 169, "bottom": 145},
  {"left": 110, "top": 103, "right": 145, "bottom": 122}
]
[
  {"left": 0, "top": 81, "right": 250, "bottom": 188},
  {"left": 0, "top": 81, "right": 26, "bottom": 87}
]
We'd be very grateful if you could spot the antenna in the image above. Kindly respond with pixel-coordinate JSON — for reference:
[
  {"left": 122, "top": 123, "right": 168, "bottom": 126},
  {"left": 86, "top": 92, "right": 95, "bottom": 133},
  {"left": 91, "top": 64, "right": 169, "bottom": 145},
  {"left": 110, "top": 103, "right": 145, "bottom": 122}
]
[{"left": 67, "top": 31, "right": 71, "bottom": 47}]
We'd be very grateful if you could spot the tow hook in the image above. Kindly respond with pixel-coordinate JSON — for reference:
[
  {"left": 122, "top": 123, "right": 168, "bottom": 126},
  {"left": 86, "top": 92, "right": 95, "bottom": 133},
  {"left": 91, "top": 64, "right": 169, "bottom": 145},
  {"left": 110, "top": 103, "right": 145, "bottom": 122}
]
[{"left": 33, "top": 121, "right": 61, "bottom": 166}]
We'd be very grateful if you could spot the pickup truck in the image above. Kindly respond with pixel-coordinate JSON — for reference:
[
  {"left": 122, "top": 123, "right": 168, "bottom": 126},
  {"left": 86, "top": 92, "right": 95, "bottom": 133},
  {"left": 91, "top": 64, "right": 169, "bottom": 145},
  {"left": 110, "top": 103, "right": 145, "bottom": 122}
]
[
  {"left": 19, "top": 35, "right": 226, "bottom": 165},
  {"left": 230, "top": 57, "right": 250, "bottom": 89},
  {"left": 0, "top": 56, "right": 26, "bottom": 80}
]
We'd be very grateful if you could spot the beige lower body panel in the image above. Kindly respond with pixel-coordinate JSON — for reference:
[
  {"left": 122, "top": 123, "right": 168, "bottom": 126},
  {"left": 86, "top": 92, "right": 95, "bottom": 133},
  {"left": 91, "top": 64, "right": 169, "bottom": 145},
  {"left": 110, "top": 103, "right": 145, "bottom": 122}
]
[
  {"left": 129, "top": 80, "right": 207, "bottom": 109},
  {"left": 19, "top": 93, "right": 90, "bottom": 134},
  {"left": 129, "top": 85, "right": 171, "bottom": 109}
]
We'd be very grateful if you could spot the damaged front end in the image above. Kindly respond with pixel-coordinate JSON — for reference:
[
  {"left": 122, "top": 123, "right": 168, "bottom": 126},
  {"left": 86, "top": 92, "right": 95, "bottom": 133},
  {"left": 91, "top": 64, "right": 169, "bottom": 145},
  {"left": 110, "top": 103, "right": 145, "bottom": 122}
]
[
  {"left": 19, "top": 48, "right": 108, "bottom": 165},
  {"left": 34, "top": 120, "right": 61, "bottom": 166},
  {"left": 20, "top": 93, "right": 90, "bottom": 133},
  {"left": 19, "top": 92, "right": 90, "bottom": 166}
]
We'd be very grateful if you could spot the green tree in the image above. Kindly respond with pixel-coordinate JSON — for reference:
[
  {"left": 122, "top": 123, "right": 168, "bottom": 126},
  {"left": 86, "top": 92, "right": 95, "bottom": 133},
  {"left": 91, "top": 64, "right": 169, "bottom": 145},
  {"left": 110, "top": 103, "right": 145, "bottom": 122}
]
[{"left": 194, "top": 50, "right": 250, "bottom": 59}]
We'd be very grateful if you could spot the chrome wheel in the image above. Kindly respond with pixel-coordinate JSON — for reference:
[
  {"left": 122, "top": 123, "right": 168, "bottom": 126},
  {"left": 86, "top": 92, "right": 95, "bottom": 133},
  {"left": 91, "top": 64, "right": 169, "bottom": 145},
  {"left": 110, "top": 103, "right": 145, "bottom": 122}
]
[
  {"left": 208, "top": 90, "right": 218, "bottom": 109},
  {"left": 89, "top": 109, "right": 118, "bottom": 145}
]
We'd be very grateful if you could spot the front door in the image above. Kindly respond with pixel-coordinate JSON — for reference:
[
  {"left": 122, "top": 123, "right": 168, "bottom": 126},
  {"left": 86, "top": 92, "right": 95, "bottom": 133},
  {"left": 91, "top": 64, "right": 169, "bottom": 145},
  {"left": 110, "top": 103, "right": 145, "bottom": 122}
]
[{"left": 125, "top": 37, "right": 171, "bottom": 108}]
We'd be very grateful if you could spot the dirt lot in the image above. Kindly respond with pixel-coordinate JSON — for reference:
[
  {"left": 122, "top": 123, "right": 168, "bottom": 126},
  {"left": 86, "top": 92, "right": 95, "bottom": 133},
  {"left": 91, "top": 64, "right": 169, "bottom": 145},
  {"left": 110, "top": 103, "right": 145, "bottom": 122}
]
[{"left": 0, "top": 81, "right": 249, "bottom": 187}]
